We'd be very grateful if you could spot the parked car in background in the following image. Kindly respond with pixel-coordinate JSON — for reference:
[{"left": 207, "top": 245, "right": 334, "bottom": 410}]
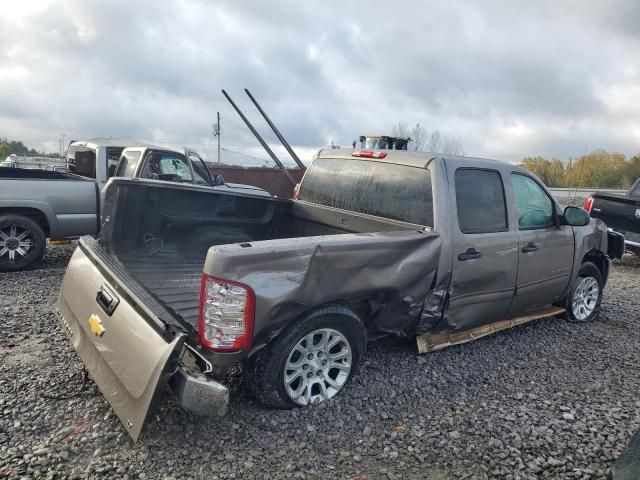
[
  {"left": 585, "top": 177, "right": 640, "bottom": 254},
  {"left": 56, "top": 149, "right": 623, "bottom": 440},
  {"left": 0, "top": 139, "right": 267, "bottom": 271}
]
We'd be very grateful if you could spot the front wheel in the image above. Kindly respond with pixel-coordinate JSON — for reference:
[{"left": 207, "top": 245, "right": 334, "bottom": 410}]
[
  {"left": 0, "top": 215, "right": 46, "bottom": 272},
  {"left": 245, "top": 305, "right": 366, "bottom": 409},
  {"left": 566, "top": 262, "right": 603, "bottom": 322}
]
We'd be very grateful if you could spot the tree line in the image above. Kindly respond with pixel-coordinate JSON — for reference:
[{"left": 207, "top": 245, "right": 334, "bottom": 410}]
[
  {"left": 521, "top": 150, "right": 640, "bottom": 189},
  {"left": 393, "top": 122, "right": 464, "bottom": 155},
  {"left": 391, "top": 122, "right": 638, "bottom": 188},
  {"left": 0, "top": 138, "right": 37, "bottom": 160}
]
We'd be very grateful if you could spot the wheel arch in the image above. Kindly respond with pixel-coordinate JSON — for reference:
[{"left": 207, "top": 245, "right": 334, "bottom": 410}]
[
  {"left": 582, "top": 248, "right": 610, "bottom": 285},
  {"left": 250, "top": 301, "right": 368, "bottom": 359},
  {"left": 0, "top": 203, "right": 57, "bottom": 237}
]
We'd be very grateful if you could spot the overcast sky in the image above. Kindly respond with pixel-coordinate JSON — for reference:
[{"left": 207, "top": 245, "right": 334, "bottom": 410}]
[{"left": 1, "top": 0, "right": 639, "bottom": 165}]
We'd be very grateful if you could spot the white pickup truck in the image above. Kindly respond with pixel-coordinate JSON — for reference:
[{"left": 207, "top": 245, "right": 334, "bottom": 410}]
[{"left": 0, "top": 138, "right": 266, "bottom": 271}]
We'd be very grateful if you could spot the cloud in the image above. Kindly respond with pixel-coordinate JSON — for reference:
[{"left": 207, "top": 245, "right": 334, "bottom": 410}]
[{"left": 1, "top": 0, "right": 640, "bottom": 164}]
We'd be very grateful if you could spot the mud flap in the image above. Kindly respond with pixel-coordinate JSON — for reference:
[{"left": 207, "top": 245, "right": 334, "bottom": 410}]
[{"left": 56, "top": 247, "right": 185, "bottom": 441}]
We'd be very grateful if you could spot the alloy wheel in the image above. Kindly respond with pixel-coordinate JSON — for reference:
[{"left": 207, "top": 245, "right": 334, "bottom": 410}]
[
  {"left": 0, "top": 225, "right": 33, "bottom": 262},
  {"left": 571, "top": 276, "right": 599, "bottom": 321},
  {"left": 283, "top": 328, "right": 352, "bottom": 406}
]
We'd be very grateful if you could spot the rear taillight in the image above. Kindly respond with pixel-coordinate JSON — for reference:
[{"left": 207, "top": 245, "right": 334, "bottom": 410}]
[
  {"left": 198, "top": 274, "right": 255, "bottom": 352},
  {"left": 352, "top": 150, "right": 387, "bottom": 159},
  {"left": 293, "top": 183, "right": 300, "bottom": 199},
  {"left": 584, "top": 196, "right": 594, "bottom": 213}
]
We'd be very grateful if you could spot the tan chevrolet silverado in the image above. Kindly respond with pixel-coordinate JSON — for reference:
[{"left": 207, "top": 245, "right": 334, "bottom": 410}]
[{"left": 56, "top": 149, "right": 624, "bottom": 440}]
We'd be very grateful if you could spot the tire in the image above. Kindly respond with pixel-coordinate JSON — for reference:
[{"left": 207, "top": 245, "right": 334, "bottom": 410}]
[
  {"left": 565, "top": 261, "right": 603, "bottom": 322},
  {"left": 0, "top": 214, "right": 46, "bottom": 272},
  {"left": 245, "top": 305, "right": 367, "bottom": 409}
]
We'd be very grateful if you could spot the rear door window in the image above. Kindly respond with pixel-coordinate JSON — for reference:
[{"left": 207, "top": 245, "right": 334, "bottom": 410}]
[
  {"left": 631, "top": 181, "right": 640, "bottom": 196},
  {"left": 67, "top": 147, "right": 96, "bottom": 178},
  {"left": 455, "top": 169, "right": 508, "bottom": 233},
  {"left": 298, "top": 157, "right": 433, "bottom": 226},
  {"left": 106, "top": 147, "right": 125, "bottom": 178}
]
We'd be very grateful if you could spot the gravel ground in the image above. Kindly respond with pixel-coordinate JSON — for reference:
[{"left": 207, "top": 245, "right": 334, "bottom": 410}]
[{"left": 1, "top": 244, "right": 640, "bottom": 480}]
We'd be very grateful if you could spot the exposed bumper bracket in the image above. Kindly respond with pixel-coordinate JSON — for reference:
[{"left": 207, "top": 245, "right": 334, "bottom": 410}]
[{"left": 170, "top": 368, "right": 229, "bottom": 418}]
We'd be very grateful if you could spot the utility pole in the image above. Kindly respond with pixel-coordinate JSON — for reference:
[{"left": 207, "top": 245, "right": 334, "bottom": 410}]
[
  {"left": 59, "top": 134, "right": 67, "bottom": 157},
  {"left": 212, "top": 112, "right": 221, "bottom": 165}
]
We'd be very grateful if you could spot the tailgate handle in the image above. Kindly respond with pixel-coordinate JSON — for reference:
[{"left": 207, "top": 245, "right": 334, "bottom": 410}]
[{"left": 96, "top": 286, "right": 119, "bottom": 316}]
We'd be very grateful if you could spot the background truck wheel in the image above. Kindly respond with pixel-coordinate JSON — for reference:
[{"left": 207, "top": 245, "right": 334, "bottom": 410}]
[
  {"left": 245, "top": 305, "right": 367, "bottom": 409},
  {"left": 565, "top": 261, "right": 603, "bottom": 322},
  {"left": 0, "top": 215, "right": 46, "bottom": 272}
]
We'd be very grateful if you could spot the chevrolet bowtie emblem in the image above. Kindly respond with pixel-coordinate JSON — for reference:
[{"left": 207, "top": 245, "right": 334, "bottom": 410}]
[{"left": 88, "top": 314, "right": 105, "bottom": 337}]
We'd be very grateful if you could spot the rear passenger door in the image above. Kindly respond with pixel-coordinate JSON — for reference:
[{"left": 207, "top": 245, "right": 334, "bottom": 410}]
[
  {"left": 507, "top": 173, "right": 574, "bottom": 316},
  {"left": 448, "top": 168, "right": 519, "bottom": 330}
]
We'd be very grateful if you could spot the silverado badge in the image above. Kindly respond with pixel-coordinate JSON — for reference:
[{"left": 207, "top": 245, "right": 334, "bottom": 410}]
[{"left": 88, "top": 314, "right": 105, "bottom": 337}]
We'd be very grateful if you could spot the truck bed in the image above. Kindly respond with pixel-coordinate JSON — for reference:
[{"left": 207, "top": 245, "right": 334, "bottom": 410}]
[
  {"left": 0, "top": 168, "right": 84, "bottom": 180},
  {"left": 591, "top": 192, "right": 640, "bottom": 235},
  {"left": 100, "top": 179, "right": 415, "bottom": 332},
  {"left": 118, "top": 247, "right": 203, "bottom": 326}
]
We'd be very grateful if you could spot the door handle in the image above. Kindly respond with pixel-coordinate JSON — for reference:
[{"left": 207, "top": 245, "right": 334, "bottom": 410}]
[
  {"left": 458, "top": 248, "right": 482, "bottom": 261},
  {"left": 522, "top": 242, "right": 539, "bottom": 253},
  {"left": 96, "top": 286, "right": 119, "bottom": 316}
]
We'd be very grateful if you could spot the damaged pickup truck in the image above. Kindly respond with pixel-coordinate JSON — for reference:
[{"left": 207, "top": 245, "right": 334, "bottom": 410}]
[{"left": 56, "top": 149, "right": 624, "bottom": 440}]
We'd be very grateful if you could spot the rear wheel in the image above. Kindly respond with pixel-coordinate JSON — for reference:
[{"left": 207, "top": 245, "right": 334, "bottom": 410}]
[
  {"left": 0, "top": 215, "right": 46, "bottom": 272},
  {"left": 245, "top": 305, "right": 366, "bottom": 409},
  {"left": 566, "top": 262, "right": 603, "bottom": 322}
]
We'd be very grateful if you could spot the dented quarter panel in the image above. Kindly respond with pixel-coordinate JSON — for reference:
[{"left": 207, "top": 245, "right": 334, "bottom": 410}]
[{"left": 204, "top": 230, "right": 443, "bottom": 344}]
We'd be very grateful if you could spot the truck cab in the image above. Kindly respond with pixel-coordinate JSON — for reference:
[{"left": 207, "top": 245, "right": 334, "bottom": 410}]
[
  {"left": 66, "top": 138, "right": 150, "bottom": 190},
  {"left": 115, "top": 145, "right": 270, "bottom": 196}
]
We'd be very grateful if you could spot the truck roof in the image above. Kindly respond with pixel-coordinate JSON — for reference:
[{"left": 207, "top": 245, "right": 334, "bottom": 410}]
[
  {"left": 316, "top": 148, "right": 510, "bottom": 170},
  {"left": 69, "top": 139, "right": 187, "bottom": 156},
  {"left": 69, "top": 138, "right": 152, "bottom": 149}
]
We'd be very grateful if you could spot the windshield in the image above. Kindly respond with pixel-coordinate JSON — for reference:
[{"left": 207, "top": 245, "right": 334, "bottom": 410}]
[
  {"left": 298, "top": 157, "right": 433, "bottom": 226},
  {"left": 140, "top": 151, "right": 193, "bottom": 182}
]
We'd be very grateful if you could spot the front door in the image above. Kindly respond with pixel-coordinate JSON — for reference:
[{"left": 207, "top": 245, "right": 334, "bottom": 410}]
[
  {"left": 447, "top": 168, "right": 519, "bottom": 331},
  {"left": 508, "top": 173, "right": 574, "bottom": 316}
]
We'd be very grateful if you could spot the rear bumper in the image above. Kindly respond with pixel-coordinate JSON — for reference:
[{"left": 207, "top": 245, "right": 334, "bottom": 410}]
[
  {"left": 170, "top": 367, "right": 229, "bottom": 417},
  {"left": 625, "top": 238, "right": 640, "bottom": 255}
]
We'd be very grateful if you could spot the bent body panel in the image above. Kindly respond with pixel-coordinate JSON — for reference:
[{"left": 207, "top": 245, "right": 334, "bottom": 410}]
[{"left": 56, "top": 247, "right": 184, "bottom": 440}]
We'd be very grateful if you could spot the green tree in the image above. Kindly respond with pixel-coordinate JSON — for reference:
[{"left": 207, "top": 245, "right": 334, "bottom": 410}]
[
  {"left": 0, "top": 142, "right": 9, "bottom": 159},
  {"left": 0, "top": 138, "right": 38, "bottom": 159},
  {"left": 520, "top": 156, "right": 566, "bottom": 187}
]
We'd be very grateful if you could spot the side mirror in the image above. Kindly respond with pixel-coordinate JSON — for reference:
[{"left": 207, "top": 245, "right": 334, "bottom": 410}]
[{"left": 563, "top": 206, "right": 590, "bottom": 227}]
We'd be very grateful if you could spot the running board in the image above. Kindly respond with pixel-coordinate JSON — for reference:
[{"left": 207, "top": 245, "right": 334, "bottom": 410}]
[{"left": 416, "top": 305, "right": 566, "bottom": 354}]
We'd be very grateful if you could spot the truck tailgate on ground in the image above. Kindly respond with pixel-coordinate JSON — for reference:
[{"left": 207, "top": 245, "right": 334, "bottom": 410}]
[{"left": 56, "top": 246, "right": 185, "bottom": 441}]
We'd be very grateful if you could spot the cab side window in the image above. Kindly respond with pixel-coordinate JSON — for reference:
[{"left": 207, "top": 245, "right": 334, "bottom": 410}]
[
  {"left": 511, "top": 174, "right": 555, "bottom": 229},
  {"left": 115, "top": 151, "right": 141, "bottom": 178},
  {"left": 455, "top": 168, "right": 508, "bottom": 233}
]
